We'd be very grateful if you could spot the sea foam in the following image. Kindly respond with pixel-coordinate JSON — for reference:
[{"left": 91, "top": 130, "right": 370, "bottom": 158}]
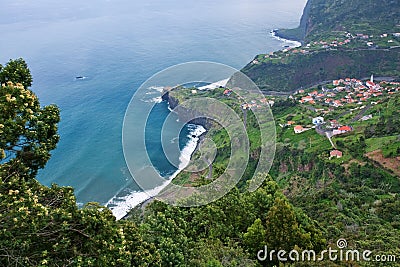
[
  {"left": 270, "top": 29, "right": 302, "bottom": 48},
  {"left": 107, "top": 124, "right": 206, "bottom": 220}
]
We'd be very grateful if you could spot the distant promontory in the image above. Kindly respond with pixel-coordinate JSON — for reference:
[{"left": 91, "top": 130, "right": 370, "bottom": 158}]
[{"left": 242, "top": 0, "right": 400, "bottom": 93}]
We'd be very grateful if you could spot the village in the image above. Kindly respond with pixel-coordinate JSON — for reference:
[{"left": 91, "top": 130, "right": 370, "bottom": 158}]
[
  {"left": 295, "top": 75, "right": 400, "bottom": 109},
  {"left": 252, "top": 31, "right": 400, "bottom": 65},
  {"left": 279, "top": 76, "right": 400, "bottom": 160},
  {"left": 173, "top": 73, "right": 400, "bottom": 162}
]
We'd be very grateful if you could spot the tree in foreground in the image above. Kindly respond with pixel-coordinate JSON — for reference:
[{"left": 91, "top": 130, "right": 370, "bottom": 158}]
[
  {"left": 0, "top": 58, "right": 33, "bottom": 89},
  {"left": 0, "top": 62, "right": 161, "bottom": 266},
  {"left": 0, "top": 81, "right": 60, "bottom": 178}
]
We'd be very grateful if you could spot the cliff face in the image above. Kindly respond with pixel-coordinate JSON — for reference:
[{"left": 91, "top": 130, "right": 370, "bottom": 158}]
[
  {"left": 303, "top": 0, "right": 399, "bottom": 41},
  {"left": 275, "top": 0, "right": 312, "bottom": 42},
  {"left": 162, "top": 91, "right": 212, "bottom": 130},
  {"left": 299, "top": 0, "right": 312, "bottom": 38},
  {"left": 162, "top": 91, "right": 179, "bottom": 109},
  {"left": 277, "top": 0, "right": 400, "bottom": 42}
]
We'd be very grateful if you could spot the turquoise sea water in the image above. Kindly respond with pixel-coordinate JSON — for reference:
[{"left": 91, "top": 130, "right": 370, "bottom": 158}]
[{"left": 0, "top": 0, "right": 306, "bottom": 218}]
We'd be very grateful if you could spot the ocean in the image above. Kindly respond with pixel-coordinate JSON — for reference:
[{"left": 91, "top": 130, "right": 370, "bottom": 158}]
[{"left": 0, "top": 0, "right": 306, "bottom": 219}]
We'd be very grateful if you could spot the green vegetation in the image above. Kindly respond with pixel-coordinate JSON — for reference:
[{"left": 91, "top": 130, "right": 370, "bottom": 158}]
[
  {"left": 0, "top": 58, "right": 33, "bottom": 89},
  {"left": 365, "top": 136, "right": 398, "bottom": 153},
  {"left": 0, "top": 62, "right": 161, "bottom": 266},
  {"left": 267, "top": 92, "right": 400, "bottom": 265},
  {"left": 300, "top": 0, "right": 399, "bottom": 42},
  {"left": 0, "top": 61, "right": 326, "bottom": 266},
  {"left": 168, "top": 87, "right": 263, "bottom": 187},
  {"left": 242, "top": 48, "right": 400, "bottom": 92},
  {"left": 3, "top": 0, "right": 400, "bottom": 265},
  {"left": 242, "top": 0, "right": 400, "bottom": 93},
  {"left": 278, "top": 0, "right": 400, "bottom": 43},
  {"left": 128, "top": 177, "right": 325, "bottom": 266},
  {"left": 365, "top": 97, "right": 400, "bottom": 139},
  {"left": 162, "top": 78, "right": 400, "bottom": 266}
]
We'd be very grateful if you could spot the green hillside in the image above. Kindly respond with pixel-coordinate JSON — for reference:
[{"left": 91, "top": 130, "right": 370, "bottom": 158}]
[
  {"left": 157, "top": 76, "right": 400, "bottom": 266},
  {"left": 243, "top": 48, "right": 400, "bottom": 92},
  {"left": 278, "top": 0, "right": 400, "bottom": 42},
  {"left": 242, "top": 0, "right": 400, "bottom": 93}
]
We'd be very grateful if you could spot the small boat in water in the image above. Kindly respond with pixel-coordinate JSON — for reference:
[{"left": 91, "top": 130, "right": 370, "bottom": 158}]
[{"left": 75, "top": 76, "right": 87, "bottom": 80}]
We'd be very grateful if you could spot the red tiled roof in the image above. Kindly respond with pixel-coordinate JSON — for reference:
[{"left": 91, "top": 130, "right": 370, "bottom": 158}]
[
  {"left": 330, "top": 150, "right": 343, "bottom": 157},
  {"left": 294, "top": 125, "right": 303, "bottom": 130},
  {"left": 338, "top": 126, "right": 352, "bottom": 132}
]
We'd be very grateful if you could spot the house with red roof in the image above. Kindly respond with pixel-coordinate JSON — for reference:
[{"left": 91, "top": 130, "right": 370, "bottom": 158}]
[
  {"left": 330, "top": 150, "right": 343, "bottom": 158},
  {"left": 223, "top": 89, "right": 233, "bottom": 96},
  {"left": 333, "top": 100, "right": 343, "bottom": 107},
  {"left": 325, "top": 98, "right": 333, "bottom": 104},
  {"left": 300, "top": 96, "right": 314, "bottom": 103},
  {"left": 366, "top": 81, "right": 376, "bottom": 88},
  {"left": 338, "top": 126, "right": 352, "bottom": 132},
  {"left": 294, "top": 125, "right": 304, "bottom": 134},
  {"left": 333, "top": 126, "right": 352, "bottom": 135}
]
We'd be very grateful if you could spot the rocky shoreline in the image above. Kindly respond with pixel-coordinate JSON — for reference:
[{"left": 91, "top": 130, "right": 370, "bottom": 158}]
[
  {"left": 161, "top": 89, "right": 212, "bottom": 130},
  {"left": 122, "top": 90, "right": 212, "bottom": 216}
]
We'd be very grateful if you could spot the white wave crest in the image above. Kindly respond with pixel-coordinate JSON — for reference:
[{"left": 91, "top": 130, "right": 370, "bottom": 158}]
[
  {"left": 270, "top": 29, "right": 302, "bottom": 48},
  {"left": 141, "top": 96, "right": 163, "bottom": 103},
  {"left": 148, "top": 86, "right": 164, "bottom": 93},
  {"left": 107, "top": 124, "right": 206, "bottom": 220}
]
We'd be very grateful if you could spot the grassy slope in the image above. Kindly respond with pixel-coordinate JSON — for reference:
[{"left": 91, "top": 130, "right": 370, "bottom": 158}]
[
  {"left": 166, "top": 84, "right": 400, "bottom": 263},
  {"left": 270, "top": 94, "right": 400, "bottom": 261},
  {"left": 169, "top": 87, "right": 262, "bottom": 187},
  {"left": 242, "top": 48, "right": 400, "bottom": 93}
]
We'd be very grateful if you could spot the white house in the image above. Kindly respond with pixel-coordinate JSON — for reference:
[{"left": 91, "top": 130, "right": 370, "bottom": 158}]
[{"left": 361, "top": 114, "right": 373, "bottom": 121}]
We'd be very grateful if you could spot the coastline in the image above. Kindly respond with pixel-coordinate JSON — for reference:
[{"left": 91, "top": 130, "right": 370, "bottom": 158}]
[
  {"left": 270, "top": 29, "right": 302, "bottom": 48},
  {"left": 109, "top": 35, "right": 302, "bottom": 220},
  {"left": 107, "top": 118, "right": 206, "bottom": 220}
]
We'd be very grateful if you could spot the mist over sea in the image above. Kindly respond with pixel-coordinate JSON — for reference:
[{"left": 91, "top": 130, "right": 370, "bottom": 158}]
[{"left": 0, "top": 0, "right": 306, "bottom": 218}]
